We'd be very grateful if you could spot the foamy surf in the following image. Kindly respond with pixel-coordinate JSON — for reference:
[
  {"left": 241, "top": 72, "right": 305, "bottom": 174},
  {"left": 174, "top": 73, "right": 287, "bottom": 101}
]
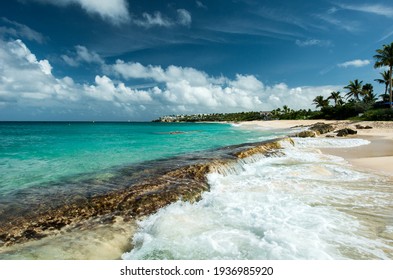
[
  {"left": 123, "top": 138, "right": 393, "bottom": 260},
  {"left": 292, "top": 137, "right": 371, "bottom": 149}
]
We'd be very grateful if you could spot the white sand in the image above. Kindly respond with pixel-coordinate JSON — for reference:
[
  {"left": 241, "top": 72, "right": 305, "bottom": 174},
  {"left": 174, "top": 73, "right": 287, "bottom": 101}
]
[{"left": 240, "top": 120, "right": 393, "bottom": 176}]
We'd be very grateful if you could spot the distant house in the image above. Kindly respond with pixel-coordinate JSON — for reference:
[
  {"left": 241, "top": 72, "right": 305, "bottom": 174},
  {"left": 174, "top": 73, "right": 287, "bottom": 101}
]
[{"left": 260, "top": 111, "right": 272, "bottom": 120}]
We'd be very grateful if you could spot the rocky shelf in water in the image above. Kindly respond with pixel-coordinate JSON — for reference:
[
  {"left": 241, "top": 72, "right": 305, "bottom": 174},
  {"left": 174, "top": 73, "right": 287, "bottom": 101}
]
[{"left": 0, "top": 137, "right": 291, "bottom": 247}]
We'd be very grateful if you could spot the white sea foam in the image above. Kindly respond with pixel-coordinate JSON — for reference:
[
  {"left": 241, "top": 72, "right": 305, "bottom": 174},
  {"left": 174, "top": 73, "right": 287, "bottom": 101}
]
[
  {"left": 123, "top": 137, "right": 393, "bottom": 260},
  {"left": 292, "top": 137, "right": 370, "bottom": 149}
]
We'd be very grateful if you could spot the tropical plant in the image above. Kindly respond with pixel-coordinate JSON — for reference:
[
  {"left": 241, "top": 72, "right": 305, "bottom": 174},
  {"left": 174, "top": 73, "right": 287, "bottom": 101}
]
[
  {"left": 361, "top": 83, "right": 375, "bottom": 104},
  {"left": 374, "top": 70, "right": 392, "bottom": 96},
  {"left": 363, "top": 92, "right": 378, "bottom": 104},
  {"left": 380, "top": 93, "right": 390, "bottom": 102},
  {"left": 374, "top": 42, "right": 393, "bottom": 108},
  {"left": 362, "top": 108, "right": 393, "bottom": 121},
  {"left": 313, "top": 95, "right": 329, "bottom": 109},
  {"left": 344, "top": 79, "right": 363, "bottom": 101},
  {"left": 327, "top": 91, "right": 344, "bottom": 106},
  {"left": 282, "top": 105, "right": 290, "bottom": 114},
  {"left": 362, "top": 83, "right": 373, "bottom": 95}
]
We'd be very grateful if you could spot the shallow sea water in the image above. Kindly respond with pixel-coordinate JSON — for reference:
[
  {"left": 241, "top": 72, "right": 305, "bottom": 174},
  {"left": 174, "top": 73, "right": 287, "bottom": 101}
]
[
  {"left": 0, "top": 123, "right": 392, "bottom": 259},
  {"left": 0, "top": 122, "right": 275, "bottom": 194},
  {"left": 0, "top": 122, "right": 280, "bottom": 259}
]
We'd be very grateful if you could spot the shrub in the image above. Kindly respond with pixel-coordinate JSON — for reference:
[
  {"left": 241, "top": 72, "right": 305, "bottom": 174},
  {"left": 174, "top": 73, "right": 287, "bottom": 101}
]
[{"left": 361, "top": 109, "right": 393, "bottom": 121}]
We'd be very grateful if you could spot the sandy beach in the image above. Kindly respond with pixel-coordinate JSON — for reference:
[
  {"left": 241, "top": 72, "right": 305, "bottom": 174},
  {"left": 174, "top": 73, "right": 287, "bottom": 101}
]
[{"left": 240, "top": 120, "right": 393, "bottom": 176}]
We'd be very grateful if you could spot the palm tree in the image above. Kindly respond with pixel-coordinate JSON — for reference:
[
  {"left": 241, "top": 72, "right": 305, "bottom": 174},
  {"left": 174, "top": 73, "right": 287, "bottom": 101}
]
[
  {"left": 327, "top": 91, "right": 344, "bottom": 106},
  {"left": 313, "top": 95, "right": 329, "bottom": 109},
  {"left": 282, "top": 105, "right": 290, "bottom": 114},
  {"left": 363, "top": 92, "right": 378, "bottom": 104},
  {"left": 374, "top": 70, "right": 392, "bottom": 96},
  {"left": 361, "top": 83, "right": 374, "bottom": 100},
  {"left": 344, "top": 79, "right": 363, "bottom": 101},
  {"left": 380, "top": 93, "right": 390, "bottom": 102},
  {"left": 374, "top": 42, "right": 393, "bottom": 108}
]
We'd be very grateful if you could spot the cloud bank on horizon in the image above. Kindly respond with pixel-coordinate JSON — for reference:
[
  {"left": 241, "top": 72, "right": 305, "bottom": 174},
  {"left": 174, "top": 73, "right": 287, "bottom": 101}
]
[
  {"left": 0, "top": 38, "right": 339, "bottom": 120},
  {"left": 1, "top": 0, "right": 393, "bottom": 120}
]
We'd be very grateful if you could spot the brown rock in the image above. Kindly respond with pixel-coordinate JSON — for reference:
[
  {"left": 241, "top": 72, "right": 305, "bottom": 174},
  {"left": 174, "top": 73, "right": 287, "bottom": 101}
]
[
  {"left": 309, "top": 122, "right": 335, "bottom": 135},
  {"left": 336, "top": 128, "right": 357, "bottom": 137},
  {"left": 296, "top": 130, "right": 317, "bottom": 138}
]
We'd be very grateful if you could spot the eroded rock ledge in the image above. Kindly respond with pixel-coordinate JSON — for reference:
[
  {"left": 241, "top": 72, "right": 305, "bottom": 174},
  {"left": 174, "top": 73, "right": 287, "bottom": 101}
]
[{"left": 0, "top": 138, "right": 292, "bottom": 247}]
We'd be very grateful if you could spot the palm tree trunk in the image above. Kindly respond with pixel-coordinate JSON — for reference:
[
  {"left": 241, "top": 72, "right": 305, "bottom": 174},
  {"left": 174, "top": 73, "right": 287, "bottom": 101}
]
[{"left": 390, "top": 66, "right": 393, "bottom": 109}]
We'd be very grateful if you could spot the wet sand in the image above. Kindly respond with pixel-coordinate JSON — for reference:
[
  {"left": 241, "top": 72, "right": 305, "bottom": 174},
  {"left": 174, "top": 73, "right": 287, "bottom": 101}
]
[
  {"left": 321, "top": 135, "right": 393, "bottom": 175},
  {"left": 240, "top": 120, "right": 393, "bottom": 176}
]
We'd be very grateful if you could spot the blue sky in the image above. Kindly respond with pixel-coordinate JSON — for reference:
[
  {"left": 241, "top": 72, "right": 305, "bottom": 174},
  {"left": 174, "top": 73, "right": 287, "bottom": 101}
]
[{"left": 1, "top": 0, "right": 393, "bottom": 121}]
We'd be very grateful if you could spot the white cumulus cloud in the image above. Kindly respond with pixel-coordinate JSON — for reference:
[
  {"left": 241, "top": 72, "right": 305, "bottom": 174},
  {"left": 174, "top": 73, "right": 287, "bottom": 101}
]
[
  {"left": 0, "top": 38, "right": 342, "bottom": 121},
  {"left": 84, "top": 75, "right": 153, "bottom": 104},
  {"left": 132, "top": 9, "right": 192, "bottom": 28},
  {"left": 133, "top": 12, "right": 173, "bottom": 28},
  {"left": 62, "top": 45, "right": 104, "bottom": 67},
  {"left": 32, "top": 0, "right": 130, "bottom": 25},
  {"left": 8, "top": 39, "right": 52, "bottom": 75},
  {"left": 338, "top": 59, "right": 370, "bottom": 68},
  {"left": 112, "top": 61, "right": 210, "bottom": 86},
  {"left": 110, "top": 60, "right": 340, "bottom": 114}
]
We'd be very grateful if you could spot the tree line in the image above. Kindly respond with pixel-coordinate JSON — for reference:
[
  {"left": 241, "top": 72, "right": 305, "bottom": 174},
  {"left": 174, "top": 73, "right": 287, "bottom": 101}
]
[
  {"left": 154, "top": 42, "right": 393, "bottom": 122},
  {"left": 267, "top": 42, "right": 393, "bottom": 121},
  {"left": 309, "top": 42, "right": 393, "bottom": 120}
]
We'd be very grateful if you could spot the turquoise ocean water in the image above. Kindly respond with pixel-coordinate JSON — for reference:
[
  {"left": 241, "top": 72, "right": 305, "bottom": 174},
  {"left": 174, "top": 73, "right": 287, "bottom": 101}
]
[
  {"left": 0, "top": 122, "right": 392, "bottom": 259},
  {"left": 0, "top": 122, "right": 275, "bottom": 195}
]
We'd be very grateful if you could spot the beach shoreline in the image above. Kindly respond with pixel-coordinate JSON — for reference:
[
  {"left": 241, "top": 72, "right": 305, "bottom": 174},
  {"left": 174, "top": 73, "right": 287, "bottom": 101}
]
[
  {"left": 239, "top": 120, "right": 393, "bottom": 176},
  {"left": 0, "top": 120, "right": 393, "bottom": 259}
]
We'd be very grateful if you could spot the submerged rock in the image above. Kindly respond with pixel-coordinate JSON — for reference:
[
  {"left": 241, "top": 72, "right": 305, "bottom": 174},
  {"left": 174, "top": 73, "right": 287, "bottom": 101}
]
[{"left": 169, "top": 131, "right": 186, "bottom": 135}]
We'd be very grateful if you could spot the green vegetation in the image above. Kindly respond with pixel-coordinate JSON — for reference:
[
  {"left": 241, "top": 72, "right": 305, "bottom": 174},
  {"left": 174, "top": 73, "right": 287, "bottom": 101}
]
[
  {"left": 153, "top": 111, "right": 266, "bottom": 122},
  {"left": 154, "top": 42, "right": 393, "bottom": 122},
  {"left": 361, "top": 109, "right": 393, "bottom": 121},
  {"left": 374, "top": 42, "right": 393, "bottom": 109}
]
